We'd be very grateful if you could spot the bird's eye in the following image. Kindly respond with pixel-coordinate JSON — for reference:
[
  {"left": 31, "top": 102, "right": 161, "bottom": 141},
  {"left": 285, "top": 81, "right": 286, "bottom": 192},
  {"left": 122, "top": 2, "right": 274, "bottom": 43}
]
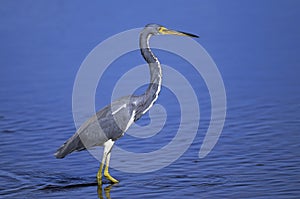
[{"left": 158, "top": 27, "right": 166, "bottom": 33}]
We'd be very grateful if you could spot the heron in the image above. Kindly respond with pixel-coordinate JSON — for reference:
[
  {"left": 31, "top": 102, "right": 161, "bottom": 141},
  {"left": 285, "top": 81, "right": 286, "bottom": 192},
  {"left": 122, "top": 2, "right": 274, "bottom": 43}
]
[{"left": 54, "top": 24, "right": 198, "bottom": 185}]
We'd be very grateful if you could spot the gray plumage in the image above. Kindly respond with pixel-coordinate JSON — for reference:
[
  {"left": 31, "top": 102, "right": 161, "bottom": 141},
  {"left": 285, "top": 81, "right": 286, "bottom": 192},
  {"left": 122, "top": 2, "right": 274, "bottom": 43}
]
[
  {"left": 55, "top": 96, "right": 137, "bottom": 158},
  {"left": 54, "top": 23, "right": 198, "bottom": 184},
  {"left": 55, "top": 24, "right": 164, "bottom": 159}
]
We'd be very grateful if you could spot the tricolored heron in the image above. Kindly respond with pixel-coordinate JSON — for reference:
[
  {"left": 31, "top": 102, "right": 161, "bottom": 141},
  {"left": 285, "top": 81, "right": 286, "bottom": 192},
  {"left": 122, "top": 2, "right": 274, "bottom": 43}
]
[{"left": 55, "top": 24, "right": 198, "bottom": 185}]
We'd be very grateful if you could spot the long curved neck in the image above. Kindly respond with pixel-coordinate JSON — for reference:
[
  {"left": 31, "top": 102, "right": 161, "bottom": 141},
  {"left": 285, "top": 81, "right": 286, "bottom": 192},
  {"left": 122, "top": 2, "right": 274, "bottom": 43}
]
[
  {"left": 137, "top": 31, "right": 162, "bottom": 115},
  {"left": 140, "top": 32, "right": 162, "bottom": 86}
]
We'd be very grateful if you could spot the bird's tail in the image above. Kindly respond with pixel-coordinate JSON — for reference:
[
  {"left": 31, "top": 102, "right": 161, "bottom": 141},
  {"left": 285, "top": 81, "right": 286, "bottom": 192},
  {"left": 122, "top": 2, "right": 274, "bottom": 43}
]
[{"left": 54, "top": 133, "right": 85, "bottom": 159}]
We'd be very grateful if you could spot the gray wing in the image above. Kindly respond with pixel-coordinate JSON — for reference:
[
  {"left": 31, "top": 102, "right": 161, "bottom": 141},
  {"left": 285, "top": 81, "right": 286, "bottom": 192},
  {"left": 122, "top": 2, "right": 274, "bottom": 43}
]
[{"left": 55, "top": 96, "right": 136, "bottom": 158}]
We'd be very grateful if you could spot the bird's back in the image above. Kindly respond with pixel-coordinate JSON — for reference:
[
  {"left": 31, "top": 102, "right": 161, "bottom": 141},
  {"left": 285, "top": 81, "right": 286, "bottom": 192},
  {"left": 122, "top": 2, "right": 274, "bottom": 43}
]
[{"left": 55, "top": 96, "right": 136, "bottom": 158}]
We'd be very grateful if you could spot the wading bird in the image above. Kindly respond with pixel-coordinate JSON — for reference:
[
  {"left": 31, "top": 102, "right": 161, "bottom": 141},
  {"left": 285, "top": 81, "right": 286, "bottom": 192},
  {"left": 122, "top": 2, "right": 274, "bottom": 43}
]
[{"left": 55, "top": 24, "right": 198, "bottom": 185}]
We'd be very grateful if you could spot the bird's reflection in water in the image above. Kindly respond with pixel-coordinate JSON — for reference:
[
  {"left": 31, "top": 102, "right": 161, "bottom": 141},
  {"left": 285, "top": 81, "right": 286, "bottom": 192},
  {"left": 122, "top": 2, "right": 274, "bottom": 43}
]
[{"left": 97, "top": 184, "right": 114, "bottom": 199}]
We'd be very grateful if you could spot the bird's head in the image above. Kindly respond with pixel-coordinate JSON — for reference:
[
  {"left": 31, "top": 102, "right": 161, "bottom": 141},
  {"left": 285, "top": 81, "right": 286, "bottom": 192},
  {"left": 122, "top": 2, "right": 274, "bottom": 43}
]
[{"left": 145, "top": 23, "right": 199, "bottom": 38}]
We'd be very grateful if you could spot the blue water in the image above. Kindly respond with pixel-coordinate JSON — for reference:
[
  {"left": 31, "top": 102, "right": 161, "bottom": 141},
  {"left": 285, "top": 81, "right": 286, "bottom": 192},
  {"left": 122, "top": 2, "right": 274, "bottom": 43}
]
[{"left": 1, "top": 1, "right": 300, "bottom": 198}]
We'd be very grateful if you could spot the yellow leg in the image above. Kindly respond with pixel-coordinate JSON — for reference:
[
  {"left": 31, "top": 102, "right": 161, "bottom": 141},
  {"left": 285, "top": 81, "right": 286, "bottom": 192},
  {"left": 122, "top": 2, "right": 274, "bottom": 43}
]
[
  {"left": 97, "top": 139, "right": 118, "bottom": 185},
  {"left": 97, "top": 153, "right": 106, "bottom": 185},
  {"left": 104, "top": 152, "right": 119, "bottom": 183}
]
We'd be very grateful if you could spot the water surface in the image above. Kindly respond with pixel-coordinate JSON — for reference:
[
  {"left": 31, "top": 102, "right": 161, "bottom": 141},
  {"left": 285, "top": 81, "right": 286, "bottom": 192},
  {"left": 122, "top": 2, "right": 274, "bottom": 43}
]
[{"left": 0, "top": 1, "right": 299, "bottom": 198}]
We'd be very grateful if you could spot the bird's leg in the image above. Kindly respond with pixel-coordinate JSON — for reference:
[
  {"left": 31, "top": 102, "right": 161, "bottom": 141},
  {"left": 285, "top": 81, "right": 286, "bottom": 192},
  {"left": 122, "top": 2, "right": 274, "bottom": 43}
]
[
  {"left": 97, "top": 139, "right": 117, "bottom": 185},
  {"left": 97, "top": 150, "right": 107, "bottom": 185},
  {"left": 104, "top": 152, "right": 119, "bottom": 183}
]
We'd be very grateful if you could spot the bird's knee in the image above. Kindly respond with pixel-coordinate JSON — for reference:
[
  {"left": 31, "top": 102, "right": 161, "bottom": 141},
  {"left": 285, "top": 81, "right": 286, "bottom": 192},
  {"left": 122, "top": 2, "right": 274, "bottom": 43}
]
[{"left": 104, "top": 170, "right": 110, "bottom": 177}]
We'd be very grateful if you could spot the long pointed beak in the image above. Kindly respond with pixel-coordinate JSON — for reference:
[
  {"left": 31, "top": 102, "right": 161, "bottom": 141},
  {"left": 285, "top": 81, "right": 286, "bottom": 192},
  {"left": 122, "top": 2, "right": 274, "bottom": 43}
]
[{"left": 160, "top": 27, "right": 199, "bottom": 38}]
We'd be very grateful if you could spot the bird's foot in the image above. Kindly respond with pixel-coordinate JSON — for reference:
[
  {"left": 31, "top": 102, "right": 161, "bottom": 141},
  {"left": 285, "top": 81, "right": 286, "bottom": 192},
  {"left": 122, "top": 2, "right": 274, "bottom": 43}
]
[{"left": 104, "top": 171, "right": 119, "bottom": 184}]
